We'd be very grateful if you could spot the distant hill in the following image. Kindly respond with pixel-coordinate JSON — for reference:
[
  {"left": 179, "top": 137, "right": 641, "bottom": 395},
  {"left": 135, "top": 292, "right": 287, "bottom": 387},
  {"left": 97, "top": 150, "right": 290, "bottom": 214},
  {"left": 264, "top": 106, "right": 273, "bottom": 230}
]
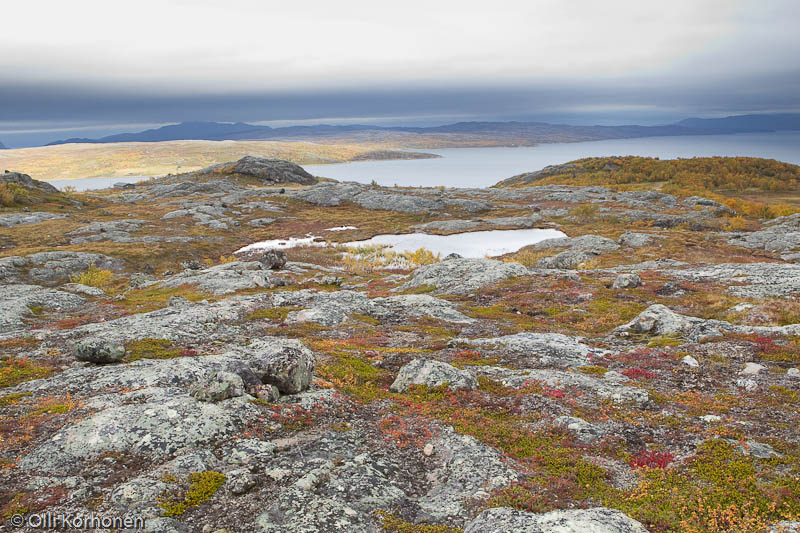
[
  {"left": 0, "top": 141, "right": 7, "bottom": 150},
  {"left": 677, "top": 113, "right": 800, "bottom": 133},
  {"left": 44, "top": 113, "right": 800, "bottom": 147}
]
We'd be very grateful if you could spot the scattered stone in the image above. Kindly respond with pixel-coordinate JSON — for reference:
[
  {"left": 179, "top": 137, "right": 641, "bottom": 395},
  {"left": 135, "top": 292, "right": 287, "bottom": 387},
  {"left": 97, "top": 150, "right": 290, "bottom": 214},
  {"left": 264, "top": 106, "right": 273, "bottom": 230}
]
[
  {"left": 423, "top": 443, "right": 434, "bottom": 456},
  {"left": 553, "top": 416, "right": 604, "bottom": 444},
  {"left": 390, "top": 358, "right": 478, "bottom": 393},
  {"left": 741, "top": 362, "right": 766, "bottom": 375},
  {"left": 682, "top": 355, "right": 699, "bottom": 367},
  {"left": 788, "top": 368, "right": 800, "bottom": 378},
  {"left": 465, "top": 507, "right": 649, "bottom": 533},
  {"left": 247, "top": 339, "right": 315, "bottom": 394},
  {"left": 61, "top": 283, "right": 106, "bottom": 297},
  {"left": 73, "top": 338, "right": 126, "bottom": 364},
  {"left": 613, "top": 273, "right": 642, "bottom": 289},
  {"left": 248, "top": 217, "right": 276, "bottom": 227},
  {"left": 258, "top": 249, "right": 288, "bottom": 270},
  {"left": 226, "top": 468, "right": 257, "bottom": 495},
  {"left": 191, "top": 371, "right": 246, "bottom": 402}
]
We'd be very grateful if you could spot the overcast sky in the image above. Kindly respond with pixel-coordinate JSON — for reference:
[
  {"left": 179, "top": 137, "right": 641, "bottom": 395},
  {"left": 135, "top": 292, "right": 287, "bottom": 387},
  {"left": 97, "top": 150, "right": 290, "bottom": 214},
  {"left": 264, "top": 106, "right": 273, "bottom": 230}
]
[{"left": 2, "top": 0, "right": 799, "bottom": 146}]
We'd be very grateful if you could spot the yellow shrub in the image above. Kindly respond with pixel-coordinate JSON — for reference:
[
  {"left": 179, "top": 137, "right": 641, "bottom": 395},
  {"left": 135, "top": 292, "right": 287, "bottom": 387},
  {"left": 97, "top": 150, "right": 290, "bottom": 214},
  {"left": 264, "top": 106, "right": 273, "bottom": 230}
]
[
  {"left": 402, "top": 248, "right": 441, "bottom": 266},
  {"left": 69, "top": 263, "right": 113, "bottom": 288}
]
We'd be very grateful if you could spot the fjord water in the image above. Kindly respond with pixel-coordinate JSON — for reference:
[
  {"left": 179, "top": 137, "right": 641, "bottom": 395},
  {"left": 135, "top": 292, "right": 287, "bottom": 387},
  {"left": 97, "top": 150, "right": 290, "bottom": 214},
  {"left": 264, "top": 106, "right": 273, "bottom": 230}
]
[
  {"left": 305, "top": 131, "right": 800, "bottom": 188},
  {"left": 44, "top": 131, "right": 800, "bottom": 191}
]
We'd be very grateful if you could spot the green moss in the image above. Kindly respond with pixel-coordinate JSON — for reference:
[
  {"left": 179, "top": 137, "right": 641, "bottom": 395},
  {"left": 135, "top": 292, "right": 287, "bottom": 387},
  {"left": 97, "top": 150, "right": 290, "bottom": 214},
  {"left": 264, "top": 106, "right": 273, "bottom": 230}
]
[
  {"left": 246, "top": 306, "right": 295, "bottom": 321},
  {"left": 400, "top": 284, "right": 436, "bottom": 295},
  {"left": 316, "top": 353, "right": 391, "bottom": 403},
  {"left": 118, "top": 284, "right": 213, "bottom": 314},
  {"left": 23, "top": 403, "right": 72, "bottom": 418},
  {"left": 769, "top": 385, "right": 800, "bottom": 403},
  {"left": 375, "top": 510, "right": 463, "bottom": 532},
  {"left": 124, "top": 338, "right": 183, "bottom": 362},
  {"left": 160, "top": 471, "right": 226, "bottom": 517},
  {"left": 578, "top": 365, "right": 609, "bottom": 375},
  {"left": 0, "top": 359, "right": 53, "bottom": 389},
  {"left": 27, "top": 305, "right": 44, "bottom": 316},
  {"left": 350, "top": 313, "right": 381, "bottom": 326},
  {"left": 0, "top": 392, "right": 32, "bottom": 406},
  {"left": 647, "top": 335, "right": 683, "bottom": 348}
]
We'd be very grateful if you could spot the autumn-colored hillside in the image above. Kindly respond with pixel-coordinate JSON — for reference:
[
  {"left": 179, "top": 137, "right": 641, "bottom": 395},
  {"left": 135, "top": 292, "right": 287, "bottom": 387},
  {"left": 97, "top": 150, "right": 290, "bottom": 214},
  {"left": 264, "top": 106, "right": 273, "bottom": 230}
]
[{"left": 496, "top": 156, "right": 800, "bottom": 218}]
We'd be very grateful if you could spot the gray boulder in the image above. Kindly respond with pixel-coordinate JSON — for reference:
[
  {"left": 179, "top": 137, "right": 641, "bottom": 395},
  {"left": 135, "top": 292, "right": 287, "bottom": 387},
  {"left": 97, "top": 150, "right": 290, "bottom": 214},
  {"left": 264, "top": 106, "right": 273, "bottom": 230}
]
[
  {"left": 465, "top": 507, "right": 649, "bottom": 533},
  {"left": 615, "top": 304, "right": 696, "bottom": 336},
  {"left": 73, "top": 338, "right": 126, "bottom": 364},
  {"left": 553, "top": 416, "right": 604, "bottom": 444},
  {"left": 191, "top": 371, "right": 246, "bottom": 402},
  {"left": 536, "top": 250, "right": 596, "bottom": 269},
  {"left": 397, "top": 257, "right": 527, "bottom": 294},
  {"left": 247, "top": 339, "right": 315, "bottom": 394},
  {"left": 612, "top": 273, "right": 642, "bottom": 289},
  {"left": 390, "top": 358, "right": 478, "bottom": 393},
  {"left": 258, "top": 249, "right": 288, "bottom": 270}
]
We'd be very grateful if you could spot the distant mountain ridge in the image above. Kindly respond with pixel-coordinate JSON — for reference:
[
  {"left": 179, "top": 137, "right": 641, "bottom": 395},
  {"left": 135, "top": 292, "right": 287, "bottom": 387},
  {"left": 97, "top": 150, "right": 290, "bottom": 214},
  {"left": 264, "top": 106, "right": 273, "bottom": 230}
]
[
  {"left": 0, "top": 141, "right": 7, "bottom": 150},
  {"left": 44, "top": 113, "right": 800, "bottom": 147}
]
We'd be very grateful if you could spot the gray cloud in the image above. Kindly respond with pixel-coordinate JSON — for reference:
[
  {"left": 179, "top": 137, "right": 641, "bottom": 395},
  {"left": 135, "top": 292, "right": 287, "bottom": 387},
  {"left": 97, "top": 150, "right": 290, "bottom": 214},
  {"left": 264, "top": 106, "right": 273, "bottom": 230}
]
[{"left": 1, "top": 0, "right": 798, "bottom": 147}]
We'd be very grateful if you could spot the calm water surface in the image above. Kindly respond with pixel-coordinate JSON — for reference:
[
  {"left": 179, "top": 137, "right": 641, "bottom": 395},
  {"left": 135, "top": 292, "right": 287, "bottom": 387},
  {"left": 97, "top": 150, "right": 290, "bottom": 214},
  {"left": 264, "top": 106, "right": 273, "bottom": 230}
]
[
  {"left": 305, "top": 131, "right": 800, "bottom": 188},
  {"left": 45, "top": 131, "right": 800, "bottom": 191}
]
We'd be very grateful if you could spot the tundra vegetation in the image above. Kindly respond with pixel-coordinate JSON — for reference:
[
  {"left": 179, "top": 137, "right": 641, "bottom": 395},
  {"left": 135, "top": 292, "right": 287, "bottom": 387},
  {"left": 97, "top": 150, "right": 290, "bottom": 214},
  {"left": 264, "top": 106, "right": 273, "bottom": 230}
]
[{"left": 0, "top": 156, "right": 799, "bottom": 532}]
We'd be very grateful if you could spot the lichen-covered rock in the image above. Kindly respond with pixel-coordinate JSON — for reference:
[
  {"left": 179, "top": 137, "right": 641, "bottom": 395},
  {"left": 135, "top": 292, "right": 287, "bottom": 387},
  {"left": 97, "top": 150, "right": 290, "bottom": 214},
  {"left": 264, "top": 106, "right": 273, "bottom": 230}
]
[
  {"left": 0, "top": 284, "right": 85, "bottom": 337},
  {"left": 246, "top": 339, "right": 315, "bottom": 394},
  {"left": 616, "top": 304, "right": 696, "bottom": 336},
  {"left": 200, "top": 156, "right": 317, "bottom": 185},
  {"left": 618, "top": 230, "right": 662, "bottom": 247},
  {"left": 18, "top": 390, "right": 239, "bottom": 474},
  {"left": 294, "top": 182, "right": 489, "bottom": 214},
  {"left": 0, "top": 171, "right": 59, "bottom": 194},
  {"left": 0, "top": 212, "right": 68, "bottom": 227},
  {"left": 157, "top": 261, "right": 271, "bottom": 295},
  {"left": 258, "top": 249, "right": 288, "bottom": 270},
  {"left": 390, "top": 358, "right": 478, "bottom": 393},
  {"left": 73, "top": 337, "right": 126, "bottom": 364},
  {"left": 536, "top": 250, "right": 596, "bottom": 269},
  {"left": 419, "top": 426, "right": 521, "bottom": 521},
  {"left": 457, "top": 332, "right": 605, "bottom": 368},
  {"left": 465, "top": 507, "right": 649, "bottom": 533},
  {"left": 191, "top": 371, "right": 246, "bottom": 402},
  {"left": 396, "top": 257, "right": 527, "bottom": 294},
  {"left": 26, "top": 251, "right": 124, "bottom": 285},
  {"left": 613, "top": 273, "right": 642, "bottom": 289},
  {"left": 553, "top": 416, "right": 604, "bottom": 444}
]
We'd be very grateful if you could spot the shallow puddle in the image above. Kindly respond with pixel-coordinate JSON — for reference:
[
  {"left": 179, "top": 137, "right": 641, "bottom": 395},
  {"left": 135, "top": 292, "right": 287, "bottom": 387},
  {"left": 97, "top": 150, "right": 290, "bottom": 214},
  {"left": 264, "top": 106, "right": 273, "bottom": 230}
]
[{"left": 237, "top": 228, "right": 565, "bottom": 257}]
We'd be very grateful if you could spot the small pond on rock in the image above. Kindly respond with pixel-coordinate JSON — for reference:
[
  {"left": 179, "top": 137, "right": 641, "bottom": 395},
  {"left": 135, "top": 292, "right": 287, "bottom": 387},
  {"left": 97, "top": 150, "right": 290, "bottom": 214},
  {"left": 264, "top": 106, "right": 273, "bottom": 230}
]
[
  {"left": 344, "top": 228, "right": 566, "bottom": 257},
  {"left": 237, "top": 228, "right": 566, "bottom": 258}
]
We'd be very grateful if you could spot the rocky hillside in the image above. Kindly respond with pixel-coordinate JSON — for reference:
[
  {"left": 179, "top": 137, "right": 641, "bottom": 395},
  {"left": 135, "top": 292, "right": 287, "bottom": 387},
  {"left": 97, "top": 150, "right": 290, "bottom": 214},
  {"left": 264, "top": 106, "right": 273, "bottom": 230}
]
[{"left": 0, "top": 158, "right": 799, "bottom": 532}]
